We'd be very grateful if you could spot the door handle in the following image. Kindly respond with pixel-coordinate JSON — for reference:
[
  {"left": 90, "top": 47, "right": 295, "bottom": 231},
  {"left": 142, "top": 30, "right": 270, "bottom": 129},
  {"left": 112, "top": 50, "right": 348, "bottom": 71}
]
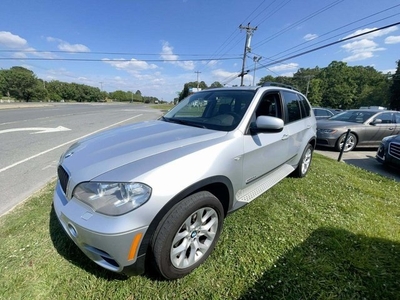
[{"left": 282, "top": 134, "right": 289, "bottom": 140}]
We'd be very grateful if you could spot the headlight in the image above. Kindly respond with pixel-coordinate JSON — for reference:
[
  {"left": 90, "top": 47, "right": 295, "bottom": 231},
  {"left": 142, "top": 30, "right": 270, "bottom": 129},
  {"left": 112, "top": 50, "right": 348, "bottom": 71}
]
[
  {"left": 73, "top": 182, "right": 152, "bottom": 216},
  {"left": 317, "top": 128, "right": 337, "bottom": 134}
]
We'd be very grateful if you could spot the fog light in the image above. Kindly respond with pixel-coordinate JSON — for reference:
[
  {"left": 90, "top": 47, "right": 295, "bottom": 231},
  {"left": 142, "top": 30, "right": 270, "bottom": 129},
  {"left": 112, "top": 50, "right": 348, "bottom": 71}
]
[{"left": 68, "top": 223, "right": 77, "bottom": 237}]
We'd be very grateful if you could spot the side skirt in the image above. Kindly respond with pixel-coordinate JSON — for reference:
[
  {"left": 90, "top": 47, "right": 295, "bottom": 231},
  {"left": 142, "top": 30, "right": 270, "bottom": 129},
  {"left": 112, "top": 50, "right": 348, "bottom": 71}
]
[{"left": 233, "top": 163, "right": 295, "bottom": 210}]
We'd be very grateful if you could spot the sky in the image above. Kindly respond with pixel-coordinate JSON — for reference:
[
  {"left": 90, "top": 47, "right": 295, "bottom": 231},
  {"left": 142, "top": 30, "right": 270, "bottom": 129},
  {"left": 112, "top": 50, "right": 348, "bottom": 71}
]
[{"left": 0, "top": 0, "right": 399, "bottom": 101}]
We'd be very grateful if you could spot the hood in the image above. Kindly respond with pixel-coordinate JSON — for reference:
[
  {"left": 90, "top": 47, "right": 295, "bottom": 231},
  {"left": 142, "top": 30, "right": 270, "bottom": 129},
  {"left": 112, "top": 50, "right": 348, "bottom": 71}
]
[
  {"left": 61, "top": 120, "right": 227, "bottom": 181},
  {"left": 390, "top": 134, "right": 400, "bottom": 142}
]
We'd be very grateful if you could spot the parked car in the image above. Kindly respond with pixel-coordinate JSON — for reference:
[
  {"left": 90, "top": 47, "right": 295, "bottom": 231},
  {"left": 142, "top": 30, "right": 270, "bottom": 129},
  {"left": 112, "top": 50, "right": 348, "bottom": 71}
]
[
  {"left": 317, "top": 109, "right": 400, "bottom": 152},
  {"left": 376, "top": 134, "right": 400, "bottom": 169},
  {"left": 53, "top": 83, "right": 317, "bottom": 280},
  {"left": 313, "top": 107, "right": 340, "bottom": 120}
]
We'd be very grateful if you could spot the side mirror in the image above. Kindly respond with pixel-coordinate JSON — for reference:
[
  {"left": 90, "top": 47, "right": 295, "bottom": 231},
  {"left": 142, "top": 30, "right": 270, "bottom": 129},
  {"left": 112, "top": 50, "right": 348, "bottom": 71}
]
[
  {"left": 371, "top": 118, "right": 382, "bottom": 125},
  {"left": 250, "top": 116, "right": 284, "bottom": 134}
]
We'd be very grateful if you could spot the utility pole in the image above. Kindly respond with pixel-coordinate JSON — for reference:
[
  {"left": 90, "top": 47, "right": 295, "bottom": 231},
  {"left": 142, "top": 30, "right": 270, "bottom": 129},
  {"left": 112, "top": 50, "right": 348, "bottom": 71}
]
[
  {"left": 99, "top": 82, "right": 103, "bottom": 91},
  {"left": 195, "top": 71, "right": 201, "bottom": 90},
  {"left": 239, "top": 23, "right": 257, "bottom": 86},
  {"left": 305, "top": 75, "right": 313, "bottom": 97},
  {"left": 252, "top": 55, "right": 262, "bottom": 86}
]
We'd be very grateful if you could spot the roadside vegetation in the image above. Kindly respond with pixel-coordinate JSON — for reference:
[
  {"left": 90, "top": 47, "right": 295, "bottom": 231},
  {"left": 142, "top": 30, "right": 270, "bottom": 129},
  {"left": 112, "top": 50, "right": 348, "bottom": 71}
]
[
  {"left": 0, "top": 154, "right": 399, "bottom": 300},
  {"left": 1, "top": 59, "right": 400, "bottom": 110}
]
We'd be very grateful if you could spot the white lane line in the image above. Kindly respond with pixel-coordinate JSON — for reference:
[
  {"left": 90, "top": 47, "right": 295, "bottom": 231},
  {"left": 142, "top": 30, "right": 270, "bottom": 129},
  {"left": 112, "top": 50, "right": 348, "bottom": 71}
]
[{"left": 0, "top": 114, "right": 143, "bottom": 174}]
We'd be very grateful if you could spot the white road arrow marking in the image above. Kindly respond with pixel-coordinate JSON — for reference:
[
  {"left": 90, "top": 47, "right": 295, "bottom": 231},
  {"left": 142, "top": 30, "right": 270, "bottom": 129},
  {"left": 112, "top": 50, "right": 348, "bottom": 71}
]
[{"left": 0, "top": 126, "right": 71, "bottom": 134}]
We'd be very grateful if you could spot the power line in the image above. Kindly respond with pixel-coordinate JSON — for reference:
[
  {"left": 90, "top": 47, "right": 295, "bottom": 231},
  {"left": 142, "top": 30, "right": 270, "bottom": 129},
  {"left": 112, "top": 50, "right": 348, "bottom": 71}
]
[
  {"left": 252, "top": 0, "right": 345, "bottom": 49},
  {"left": 0, "top": 56, "right": 240, "bottom": 62},
  {"left": 222, "top": 21, "right": 400, "bottom": 86},
  {"left": 0, "top": 49, "right": 237, "bottom": 57},
  {"left": 256, "top": 21, "right": 400, "bottom": 70},
  {"left": 267, "top": 9, "right": 400, "bottom": 62}
]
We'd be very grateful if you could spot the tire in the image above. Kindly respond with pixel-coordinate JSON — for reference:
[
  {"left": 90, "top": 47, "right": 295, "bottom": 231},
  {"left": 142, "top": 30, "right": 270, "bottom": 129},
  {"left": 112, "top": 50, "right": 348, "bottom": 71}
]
[
  {"left": 151, "top": 191, "right": 224, "bottom": 280},
  {"left": 335, "top": 133, "right": 357, "bottom": 152},
  {"left": 292, "top": 144, "right": 313, "bottom": 178}
]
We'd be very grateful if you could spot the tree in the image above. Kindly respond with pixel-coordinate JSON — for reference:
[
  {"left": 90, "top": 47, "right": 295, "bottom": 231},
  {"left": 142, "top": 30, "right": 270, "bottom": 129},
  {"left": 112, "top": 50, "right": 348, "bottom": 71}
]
[
  {"left": 319, "top": 61, "right": 358, "bottom": 109},
  {"left": 258, "top": 75, "right": 278, "bottom": 86},
  {"left": 3, "top": 67, "right": 38, "bottom": 101},
  {"left": 210, "top": 81, "right": 223, "bottom": 88},
  {"left": 179, "top": 84, "right": 190, "bottom": 101},
  {"left": 390, "top": 60, "right": 400, "bottom": 110},
  {"left": 0, "top": 70, "right": 6, "bottom": 97}
]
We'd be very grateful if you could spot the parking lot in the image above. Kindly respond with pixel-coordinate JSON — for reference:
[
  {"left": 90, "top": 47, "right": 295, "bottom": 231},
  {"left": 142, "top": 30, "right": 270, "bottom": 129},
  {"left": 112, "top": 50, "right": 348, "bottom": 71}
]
[{"left": 315, "top": 147, "right": 399, "bottom": 182}]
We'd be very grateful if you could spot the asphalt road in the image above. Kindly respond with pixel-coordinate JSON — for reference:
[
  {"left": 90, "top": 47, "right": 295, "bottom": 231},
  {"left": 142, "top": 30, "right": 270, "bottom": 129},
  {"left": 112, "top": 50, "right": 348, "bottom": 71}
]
[
  {"left": 315, "top": 146, "right": 400, "bottom": 182},
  {"left": 0, "top": 102, "right": 163, "bottom": 216}
]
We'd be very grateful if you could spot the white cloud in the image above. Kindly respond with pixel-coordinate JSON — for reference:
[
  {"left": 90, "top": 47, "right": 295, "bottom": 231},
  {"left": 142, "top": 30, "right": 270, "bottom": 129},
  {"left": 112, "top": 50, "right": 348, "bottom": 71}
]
[
  {"left": 341, "top": 38, "right": 385, "bottom": 62},
  {"left": 202, "top": 60, "right": 218, "bottom": 67},
  {"left": 160, "top": 41, "right": 195, "bottom": 71},
  {"left": 342, "top": 52, "right": 374, "bottom": 62},
  {"left": 0, "top": 31, "right": 28, "bottom": 48},
  {"left": 269, "top": 63, "right": 299, "bottom": 72},
  {"left": 341, "top": 39, "right": 383, "bottom": 53},
  {"left": 102, "top": 58, "right": 158, "bottom": 72},
  {"left": 59, "top": 42, "right": 90, "bottom": 52},
  {"left": 303, "top": 33, "right": 318, "bottom": 41},
  {"left": 343, "top": 26, "right": 398, "bottom": 40},
  {"left": 47, "top": 36, "right": 90, "bottom": 52},
  {"left": 385, "top": 35, "right": 400, "bottom": 44},
  {"left": 380, "top": 69, "right": 396, "bottom": 74}
]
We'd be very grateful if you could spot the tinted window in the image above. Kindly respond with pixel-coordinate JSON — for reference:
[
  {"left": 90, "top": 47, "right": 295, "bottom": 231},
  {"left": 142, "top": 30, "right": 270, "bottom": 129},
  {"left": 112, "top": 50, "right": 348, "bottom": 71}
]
[
  {"left": 298, "top": 94, "right": 311, "bottom": 118},
  {"left": 314, "top": 108, "right": 331, "bottom": 117},
  {"left": 376, "top": 112, "right": 394, "bottom": 124},
  {"left": 255, "top": 92, "right": 282, "bottom": 119},
  {"left": 395, "top": 113, "right": 400, "bottom": 124},
  {"left": 282, "top": 91, "right": 301, "bottom": 123}
]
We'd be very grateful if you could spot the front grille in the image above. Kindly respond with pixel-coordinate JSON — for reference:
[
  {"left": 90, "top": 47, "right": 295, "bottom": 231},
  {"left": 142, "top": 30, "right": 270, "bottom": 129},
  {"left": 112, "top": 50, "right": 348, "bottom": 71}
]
[
  {"left": 57, "top": 165, "right": 69, "bottom": 194},
  {"left": 389, "top": 142, "right": 400, "bottom": 160}
]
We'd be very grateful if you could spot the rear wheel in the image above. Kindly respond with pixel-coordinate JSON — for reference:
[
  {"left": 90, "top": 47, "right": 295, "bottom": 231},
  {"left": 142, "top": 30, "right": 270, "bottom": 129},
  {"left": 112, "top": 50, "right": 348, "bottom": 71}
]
[
  {"left": 151, "top": 191, "right": 224, "bottom": 280},
  {"left": 292, "top": 144, "right": 313, "bottom": 178},
  {"left": 335, "top": 133, "right": 357, "bottom": 152}
]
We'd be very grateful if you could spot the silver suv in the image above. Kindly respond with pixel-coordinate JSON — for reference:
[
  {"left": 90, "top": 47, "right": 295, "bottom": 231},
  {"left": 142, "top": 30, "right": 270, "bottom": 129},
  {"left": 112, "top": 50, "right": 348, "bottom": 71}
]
[{"left": 53, "top": 83, "right": 317, "bottom": 279}]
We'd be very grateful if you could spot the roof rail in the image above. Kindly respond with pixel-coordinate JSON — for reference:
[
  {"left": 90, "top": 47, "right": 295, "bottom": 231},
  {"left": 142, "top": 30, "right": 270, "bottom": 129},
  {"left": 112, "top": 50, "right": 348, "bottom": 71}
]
[{"left": 262, "top": 82, "right": 298, "bottom": 91}]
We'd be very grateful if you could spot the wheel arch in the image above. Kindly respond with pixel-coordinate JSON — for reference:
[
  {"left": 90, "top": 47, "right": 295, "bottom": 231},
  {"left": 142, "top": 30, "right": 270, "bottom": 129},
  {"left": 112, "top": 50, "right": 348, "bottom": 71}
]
[
  {"left": 336, "top": 131, "right": 359, "bottom": 149},
  {"left": 137, "top": 176, "right": 234, "bottom": 259}
]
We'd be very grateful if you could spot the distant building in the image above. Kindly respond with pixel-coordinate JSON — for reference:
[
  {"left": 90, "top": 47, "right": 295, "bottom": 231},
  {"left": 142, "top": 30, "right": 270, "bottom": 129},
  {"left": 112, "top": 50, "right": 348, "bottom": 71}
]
[{"left": 189, "top": 88, "right": 202, "bottom": 93}]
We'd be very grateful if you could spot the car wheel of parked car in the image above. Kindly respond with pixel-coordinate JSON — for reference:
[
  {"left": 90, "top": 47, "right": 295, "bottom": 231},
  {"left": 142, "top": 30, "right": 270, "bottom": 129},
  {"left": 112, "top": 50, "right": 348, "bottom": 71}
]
[
  {"left": 292, "top": 144, "right": 313, "bottom": 178},
  {"left": 335, "top": 133, "right": 357, "bottom": 152},
  {"left": 151, "top": 191, "right": 224, "bottom": 280}
]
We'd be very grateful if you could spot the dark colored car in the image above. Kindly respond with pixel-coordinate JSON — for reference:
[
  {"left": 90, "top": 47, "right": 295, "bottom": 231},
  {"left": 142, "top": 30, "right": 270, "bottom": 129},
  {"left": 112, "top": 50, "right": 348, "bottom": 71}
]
[
  {"left": 313, "top": 107, "right": 340, "bottom": 120},
  {"left": 317, "top": 109, "right": 400, "bottom": 152},
  {"left": 376, "top": 134, "right": 400, "bottom": 169}
]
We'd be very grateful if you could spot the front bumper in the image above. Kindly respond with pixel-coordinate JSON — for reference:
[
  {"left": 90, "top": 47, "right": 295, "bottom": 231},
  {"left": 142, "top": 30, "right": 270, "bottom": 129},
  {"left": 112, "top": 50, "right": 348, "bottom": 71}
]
[
  {"left": 53, "top": 182, "right": 148, "bottom": 275},
  {"left": 376, "top": 142, "right": 400, "bottom": 168},
  {"left": 316, "top": 135, "right": 338, "bottom": 148}
]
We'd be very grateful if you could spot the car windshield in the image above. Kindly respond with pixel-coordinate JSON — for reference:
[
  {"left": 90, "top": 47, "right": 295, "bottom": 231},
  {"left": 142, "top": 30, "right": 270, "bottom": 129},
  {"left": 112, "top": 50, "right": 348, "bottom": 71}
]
[
  {"left": 328, "top": 110, "right": 375, "bottom": 123},
  {"left": 162, "top": 89, "right": 256, "bottom": 131}
]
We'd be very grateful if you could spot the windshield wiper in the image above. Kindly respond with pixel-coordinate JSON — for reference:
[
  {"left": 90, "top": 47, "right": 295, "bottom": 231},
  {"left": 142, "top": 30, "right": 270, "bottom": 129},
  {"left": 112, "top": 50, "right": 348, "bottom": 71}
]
[{"left": 162, "top": 117, "right": 206, "bottom": 128}]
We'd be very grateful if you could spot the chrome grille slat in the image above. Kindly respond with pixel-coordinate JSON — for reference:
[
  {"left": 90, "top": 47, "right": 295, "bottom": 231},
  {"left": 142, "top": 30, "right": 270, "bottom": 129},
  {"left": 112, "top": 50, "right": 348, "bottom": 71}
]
[{"left": 389, "top": 142, "right": 400, "bottom": 160}]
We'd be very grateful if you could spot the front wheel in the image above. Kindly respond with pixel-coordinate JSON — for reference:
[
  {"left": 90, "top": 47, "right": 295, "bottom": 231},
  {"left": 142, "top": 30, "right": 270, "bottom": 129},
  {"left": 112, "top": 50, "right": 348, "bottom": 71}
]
[
  {"left": 151, "top": 191, "right": 224, "bottom": 280},
  {"left": 335, "top": 133, "right": 357, "bottom": 152},
  {"left": 292, "top": 143, "right": 313, "bottom": 178}
]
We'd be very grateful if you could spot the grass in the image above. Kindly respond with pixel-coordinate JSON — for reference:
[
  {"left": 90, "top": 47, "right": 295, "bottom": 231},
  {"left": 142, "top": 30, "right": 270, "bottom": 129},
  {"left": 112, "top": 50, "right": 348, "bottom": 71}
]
[{"left": 0, "top": 154, "right": 399, "bottom": 299}]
